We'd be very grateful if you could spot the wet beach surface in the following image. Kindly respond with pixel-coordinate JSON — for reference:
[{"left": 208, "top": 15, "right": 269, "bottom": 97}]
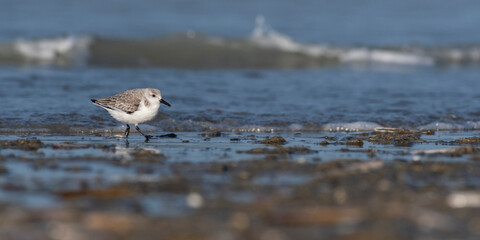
[{"left": 1, "top": 130, "right": 480, "bottom": 239}]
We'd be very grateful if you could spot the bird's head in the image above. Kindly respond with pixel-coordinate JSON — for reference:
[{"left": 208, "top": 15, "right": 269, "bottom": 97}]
[{"left": 146, "top": 88, "right": 171, "bottom": 107}]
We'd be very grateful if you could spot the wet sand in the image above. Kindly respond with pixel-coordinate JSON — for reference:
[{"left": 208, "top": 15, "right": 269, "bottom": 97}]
[{"left": 1, "top": 130, "right": 480, "bottom": 240}]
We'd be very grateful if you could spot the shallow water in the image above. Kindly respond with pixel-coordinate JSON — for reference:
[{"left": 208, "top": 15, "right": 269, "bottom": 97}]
[{"left": 1, "top": 67, "right": 480, "bottom": 132}]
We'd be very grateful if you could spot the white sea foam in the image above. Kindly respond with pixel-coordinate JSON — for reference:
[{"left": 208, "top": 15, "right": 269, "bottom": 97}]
[
  {"left": 250, "top": 15, "right": 434, "bottom": 66},
  {"left": 163, "top": 118, "right": 384, "bottom": 132},
  {"left": 321, "top": 122, "right": 383, "bottom": 132},
  {"left": 250, "top": 15, "right": 333, "bottom": 57},
  {"left": 13, "top": 36, "right": 91, "bottom": 65},
  {"left": 416, "top": 121, "right": 480, "bottom": 131},
  {"left": 340, "top": 48, "right": 434, "bottom": 65},
  {"left": 417, "top": 122, "right": 461, "bottom": 131}
]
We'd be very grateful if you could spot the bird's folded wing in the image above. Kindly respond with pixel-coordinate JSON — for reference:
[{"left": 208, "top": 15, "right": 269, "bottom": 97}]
[{"left": 95, "top": 95, "right": 141, "bottom": 114}]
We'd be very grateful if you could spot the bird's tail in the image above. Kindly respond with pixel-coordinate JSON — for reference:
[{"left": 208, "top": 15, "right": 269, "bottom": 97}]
[{"left": 91, "top": 98, "right": 115, "bottom": 111}]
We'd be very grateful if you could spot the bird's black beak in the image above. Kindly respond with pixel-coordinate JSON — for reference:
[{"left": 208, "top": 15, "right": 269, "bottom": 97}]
[{"left": 160, "top": 99, "right": 171, "bottom": 107}]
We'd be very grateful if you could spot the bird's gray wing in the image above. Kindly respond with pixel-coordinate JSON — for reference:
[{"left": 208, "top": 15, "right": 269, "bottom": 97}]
[{"left": 94, "top": 93, "right": 141, "bottom": 114}]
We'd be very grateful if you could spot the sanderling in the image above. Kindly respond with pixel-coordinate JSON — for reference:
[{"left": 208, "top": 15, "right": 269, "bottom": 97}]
[{"left": 91, "top": 88, "right": 171, "bottom": 141}]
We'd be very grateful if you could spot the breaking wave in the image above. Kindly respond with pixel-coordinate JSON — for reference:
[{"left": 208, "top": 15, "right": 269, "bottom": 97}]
[
  {"left": 1, "top": 16, "right": 480, "bottom": 68},
  {"left": 0, "top": 36, "right": 91, "bottom": 66}
]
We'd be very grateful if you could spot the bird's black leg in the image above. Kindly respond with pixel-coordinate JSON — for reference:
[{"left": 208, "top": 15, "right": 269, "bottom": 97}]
[
  {"left": 124, "top": 124, "right": 130, "bottom": 138},
  {"left": 135, "top": 125, "right": 151, "bottom": 142}
]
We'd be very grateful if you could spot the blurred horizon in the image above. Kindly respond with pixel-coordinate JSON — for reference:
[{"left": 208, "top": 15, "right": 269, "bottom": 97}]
[
  {"left": 3, "top": 0, "right": 480, "bottom": 45},
  {"left": 2, "top": 0, "right": 480, "bottom": 69}
]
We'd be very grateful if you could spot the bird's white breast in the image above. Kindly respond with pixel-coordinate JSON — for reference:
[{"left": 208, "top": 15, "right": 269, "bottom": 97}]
[{"left": 107, "top": 100, "right": 160, "bottom": 124}]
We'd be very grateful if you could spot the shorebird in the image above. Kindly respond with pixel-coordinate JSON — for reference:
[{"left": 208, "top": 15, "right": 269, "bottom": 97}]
[{"left": 91, "top": 88, "right": 171, "bottom": 141}]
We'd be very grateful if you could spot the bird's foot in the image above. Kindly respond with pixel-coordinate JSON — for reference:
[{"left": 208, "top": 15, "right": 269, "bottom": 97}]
[{"left": 144, "top": 135, "right": 154, "bottom": 143}]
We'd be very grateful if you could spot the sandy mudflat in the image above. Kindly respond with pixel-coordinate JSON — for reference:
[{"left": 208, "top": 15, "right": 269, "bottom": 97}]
[{"left": 0, "top": 130, "right": 480, "bottom": 239}]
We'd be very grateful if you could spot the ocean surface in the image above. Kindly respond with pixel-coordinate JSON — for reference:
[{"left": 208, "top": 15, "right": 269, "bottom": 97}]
[{"left": 2, "top": 0, "right": 480, "bottom": 133}]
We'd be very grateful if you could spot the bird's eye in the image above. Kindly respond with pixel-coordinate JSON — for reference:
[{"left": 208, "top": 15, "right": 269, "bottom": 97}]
[{"left": 152, "top": 94, "right": 156, "bottom": 97}]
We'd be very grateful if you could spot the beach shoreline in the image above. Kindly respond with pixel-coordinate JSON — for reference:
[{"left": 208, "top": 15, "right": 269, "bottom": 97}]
[{"left": 1, "top": 130, "right": 480, "bottom": 239}]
